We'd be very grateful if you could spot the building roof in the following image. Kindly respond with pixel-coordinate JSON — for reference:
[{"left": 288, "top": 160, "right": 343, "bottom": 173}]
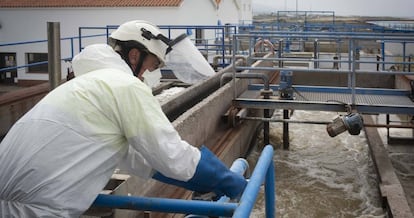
[{"left": 0, "top": 0, "right": 183, "bottom": 8}]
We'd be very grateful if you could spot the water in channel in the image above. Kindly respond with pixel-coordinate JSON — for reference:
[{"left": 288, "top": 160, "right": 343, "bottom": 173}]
[{"left": 248, "top": 110, "right": 386, "bottom": 218}]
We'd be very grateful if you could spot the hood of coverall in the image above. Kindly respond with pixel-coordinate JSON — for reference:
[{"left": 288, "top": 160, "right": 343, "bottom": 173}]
[{"left": 72, "top": 44, "right": 133, "bottom": 77}]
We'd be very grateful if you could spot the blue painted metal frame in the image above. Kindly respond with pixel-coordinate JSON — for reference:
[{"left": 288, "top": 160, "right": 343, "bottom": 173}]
[
  {"left": 248, "top": 84, "right": 411, "bottom": 96},
  {"left": 233, "top": 84, "right": 414, "bottom": 115},
  {"left": 234, "top": 98, "right": 414, "bottom": 115},
  {"left": 92, "top": 145, "right": 275, "bottom": 218}
]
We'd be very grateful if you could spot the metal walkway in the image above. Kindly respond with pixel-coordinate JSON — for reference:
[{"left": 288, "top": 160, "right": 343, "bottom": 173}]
[{"left": 235, "top": 85, "right": 414, "bottom": 115}]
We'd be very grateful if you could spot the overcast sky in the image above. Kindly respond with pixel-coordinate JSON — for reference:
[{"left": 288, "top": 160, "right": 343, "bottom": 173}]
[{"left": 252, "top": 0, "right": 414, "bottom": 18}]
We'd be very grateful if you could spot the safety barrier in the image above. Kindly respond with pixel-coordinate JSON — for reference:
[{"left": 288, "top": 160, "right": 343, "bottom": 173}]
[{"left": 92, "top": 144, "right": 275, "bottom": 218}]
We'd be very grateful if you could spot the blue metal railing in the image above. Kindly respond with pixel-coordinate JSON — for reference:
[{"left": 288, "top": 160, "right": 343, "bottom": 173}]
[
  {"left": 92, "top": 145, "right": 275, "bottom": 218},
  {"left": 3, "top": 19, "right": 414, "bottom": 75},
  {"left": 0, "top": 24, "right": 237, "bottom": 75}
]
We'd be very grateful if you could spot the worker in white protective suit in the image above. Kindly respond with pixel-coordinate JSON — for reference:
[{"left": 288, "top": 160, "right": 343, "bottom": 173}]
[{"left": 0, "top": 20, "right": 246, "bottom": 218}]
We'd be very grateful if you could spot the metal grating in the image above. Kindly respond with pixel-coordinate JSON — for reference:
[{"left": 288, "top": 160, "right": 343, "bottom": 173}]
[
  {"left": 236, "top": 85, "right": 414, "bottom": 115},
  {"left": 298, "top": 91, "right": 414, "bottom": 107}
]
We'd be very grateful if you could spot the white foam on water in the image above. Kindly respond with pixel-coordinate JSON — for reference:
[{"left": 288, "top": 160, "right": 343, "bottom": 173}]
[
  {"left": 155, "top": 86, "right": 186, "bottom": 103},
  {"left": 250, "top": 110, "right": 385, "bottom": 217}
]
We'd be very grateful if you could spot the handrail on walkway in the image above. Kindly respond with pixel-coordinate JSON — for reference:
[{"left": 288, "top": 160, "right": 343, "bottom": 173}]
[{"left": 92, "top": 144, "right": 275, "bottom": 218}]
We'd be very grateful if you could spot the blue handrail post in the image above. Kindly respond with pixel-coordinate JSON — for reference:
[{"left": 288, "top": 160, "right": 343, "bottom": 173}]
[
  {"left": 265, "top": 152, "right": 275, "bottom": 218},
  {"left": 232, "top": 145, "right": 275, "bottom": 218}
]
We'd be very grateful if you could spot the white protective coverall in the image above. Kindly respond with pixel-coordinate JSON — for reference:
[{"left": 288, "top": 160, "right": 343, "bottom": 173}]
[{"left": 0, "top": 44, "right": 200, "bottom": 217}]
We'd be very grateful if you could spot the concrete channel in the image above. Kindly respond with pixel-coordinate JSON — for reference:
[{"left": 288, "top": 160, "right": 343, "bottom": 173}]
[{"left": 364, "top": 115, "right": 413, "bottom": 218}]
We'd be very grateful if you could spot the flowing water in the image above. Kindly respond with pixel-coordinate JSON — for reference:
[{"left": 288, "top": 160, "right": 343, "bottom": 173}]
[
  {"left": 248, "top": 110, "right": 386, "bottom": 218},
  {"left": 156, "top": 86, "right": 411, "bottom": 218}
]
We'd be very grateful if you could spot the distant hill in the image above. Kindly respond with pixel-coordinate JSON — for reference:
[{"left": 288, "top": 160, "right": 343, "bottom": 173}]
[{"left": 252, "top": 2, "right": 279, "bottom": 15}]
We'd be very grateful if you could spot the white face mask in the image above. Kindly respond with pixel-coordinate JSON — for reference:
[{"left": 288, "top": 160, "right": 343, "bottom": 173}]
[{"left": 142, "top": 69, "right": 162, "bottom": 88}]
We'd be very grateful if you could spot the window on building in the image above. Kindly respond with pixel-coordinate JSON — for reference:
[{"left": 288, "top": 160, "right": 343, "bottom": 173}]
[{"left": 27, "top": 53, "right": 48, "bottom": 73}]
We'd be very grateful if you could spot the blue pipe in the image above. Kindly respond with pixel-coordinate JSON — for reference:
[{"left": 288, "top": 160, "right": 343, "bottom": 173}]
[
  {"left": 93, "top": 158, "right": 248, "bottom": 217},
  {"left": 94, "top": 194, "right": 237, "bottom": 217},
  {"left": 93, "top": 146, "right": 275, "bottom": 218},
  {"left": 233, "top": 145, "right": 275, "bottom": 218}
]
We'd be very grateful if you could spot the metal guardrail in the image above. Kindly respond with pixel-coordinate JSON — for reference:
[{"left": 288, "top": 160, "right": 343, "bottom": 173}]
[
  {"left": 231, "top": 31, "right": 414, "bottom": 95},
  {"left": 230, "top": 31, "right": 414, "bottom": 147},
  {"left": 92, "top": 145, "right": 275, "bottom": 218},
  {"left": 0, "top": 25, "right": 237, "bottom": 74},
  {"left": 2, "top": 21, "right": 414, "bottom": 75}
]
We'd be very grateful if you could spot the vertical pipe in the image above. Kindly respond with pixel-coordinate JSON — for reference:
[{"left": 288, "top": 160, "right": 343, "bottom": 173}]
[
  {"left": 313, "top": 39, "right": 319, "bottom": 69},
  {"left": 278, "top": 39, "right": 283, "bottom": 68},
  {"left": 106, "top": 26, "right": 110, "bottom": 44},
  {"left": 350, "top": 39, "right": 356, "bottom": 105},
  {"left": 386, "top": 114, "right": 390, "bottom": 144},
  {"left": 221, "top": 27, "right": 225, "bottom": 68},
  {"left": 264, "top": 108, "right": 270, "bottom": 145},
  {"left": 333, "top": 56, "right": 339, "bottom": 70},
  {"left": 70, "top": 38, "right": 74, "bottom": 60},
  {"left": 283, "top": 109, "right": 289, "bottom": 149},
  {"left": 78, "top": 27, "right": 82, "bottom": 52},
  {"left": 232, "top": 34, "right": 237, "bottom": 99},
  {"left": 376, "top": 53, "right": 380, "bottom": 71},
  {"left": 347, "top": 38, "right": 352, "bottom": 88},
  {"left": 403, "top": 42, "right": 407, "bottom": 72},
  {"left": 381, "top": 41, "right": 385, "bottom": 71},
  {"left": 48, "top": 22, "right": 61, "bottom": 90}
]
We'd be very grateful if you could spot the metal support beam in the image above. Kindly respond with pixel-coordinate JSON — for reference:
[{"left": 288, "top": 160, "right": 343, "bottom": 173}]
[
  {"left": 47, "top": 22, "right": 61, "bottom": 90},
  {"left": 283, "top": 110, "right": 289, "bottom": 149}
]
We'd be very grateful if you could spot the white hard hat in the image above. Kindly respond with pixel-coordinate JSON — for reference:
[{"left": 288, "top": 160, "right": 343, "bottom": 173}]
[{"left": 110, "top": 20, "right": 169, "bottom": 66}]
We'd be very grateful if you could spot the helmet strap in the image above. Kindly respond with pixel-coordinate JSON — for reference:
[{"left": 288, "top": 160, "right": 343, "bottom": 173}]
[
  {"left": 134, "top": 51, "right": 148, "bottom": 78},
  {"left": 115, "top": 41, "right": 149, "bottom": 78}
]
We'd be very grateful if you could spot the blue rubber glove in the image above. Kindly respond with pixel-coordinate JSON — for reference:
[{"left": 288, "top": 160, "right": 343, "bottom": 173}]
[{"left": 152, "top": 146, "right": 247, "bottom": 199}]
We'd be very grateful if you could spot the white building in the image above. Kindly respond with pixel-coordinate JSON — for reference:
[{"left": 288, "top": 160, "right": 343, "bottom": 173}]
[{"left": 0, "top": 0, "right": 252, "bottom": 86}]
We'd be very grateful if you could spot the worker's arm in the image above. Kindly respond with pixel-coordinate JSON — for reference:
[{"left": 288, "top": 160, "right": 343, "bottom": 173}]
[
  {"left": 115, "top": 80, "right": 199, "bottom": 180},
  {"left": 115, "top": 80, "right": 246, "bottom": 198}
]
